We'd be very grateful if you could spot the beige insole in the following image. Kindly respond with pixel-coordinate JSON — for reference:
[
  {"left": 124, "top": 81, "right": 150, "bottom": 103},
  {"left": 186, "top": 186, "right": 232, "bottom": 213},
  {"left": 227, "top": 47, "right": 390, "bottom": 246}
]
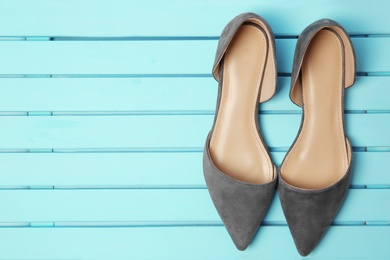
[
  {"left": 281, "top": 29, "right": 351, "bottom": 190},
  {"left": 209, "top": 24, "right": 274, "bottom": 184}
]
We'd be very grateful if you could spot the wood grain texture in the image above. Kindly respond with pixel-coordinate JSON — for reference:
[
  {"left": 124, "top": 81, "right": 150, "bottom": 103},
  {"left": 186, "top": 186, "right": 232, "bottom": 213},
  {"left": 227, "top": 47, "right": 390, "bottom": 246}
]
[
  {"left": 0, "top": 152, "right": 388, "bottom": 187},
  {"left": 0, "top": 114, "right": 388, "bottom": 149},
  {"left": 0, "top": 38, "right": 388, "bottom": 74},
  {"left": 0, "top": 0, "right": 388, "bottom": 259},
  {"left": 0, "top": 227, "right": 388, "bottom": 259},
  {"left": 0, "top": 189, "right": 388, "bottom": 223},
  {"left": 0, "top": 76, "right": 388, "bottom": 112},
  {"left": 0, "top": 0, "right": 389, "bottom": 36}
]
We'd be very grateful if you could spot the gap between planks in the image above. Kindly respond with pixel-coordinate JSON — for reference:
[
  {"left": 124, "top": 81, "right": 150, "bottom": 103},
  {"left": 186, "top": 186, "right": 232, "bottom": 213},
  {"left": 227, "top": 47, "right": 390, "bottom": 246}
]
[
  {"left": 0, "top": 185, "right": 387, "bottom": 190},
  {"left": 0, "top": 147, "right": 387, "bottom": 153},
  {"left": 0, "top": 110, "right": 388, "bottom": 116},
  {"left": 0, "top": 221, "right": 388, "bottom": 228},
  {"left": 0, "top": 72, "right": 387, "bottom": 78},
  {"left": 0, "top": 34, "right": 387, "bottom": 41}
]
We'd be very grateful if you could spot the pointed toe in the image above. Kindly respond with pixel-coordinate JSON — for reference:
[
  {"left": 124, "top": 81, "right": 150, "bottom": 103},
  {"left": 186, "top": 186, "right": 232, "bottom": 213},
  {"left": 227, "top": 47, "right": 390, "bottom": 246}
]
[
  {"left": 278, "top": 170, "right": 351, "bottom": 256},
  {"left": 202, "top": 12, "right": 278, "bottom": 250},
  {"left": 203, "top": 139, "right": 277, "bottom": 250},
  {"left": 282, "top": 200, "right": 326, "bottom": 257},
  {"left": 229, "top": 230, "right": 252, "bottom": 251},
  {"left": 278, "top": 19, "right": 355, "bottom": 257},
  {"left": 296, "top": 244, "right": 315, "bottom": 257},
  {"left": 223, "top": 204, "right": 268, "bottom": 251},
  {"left": 288, "top": 221, "right": 319, "bottom": 257}
]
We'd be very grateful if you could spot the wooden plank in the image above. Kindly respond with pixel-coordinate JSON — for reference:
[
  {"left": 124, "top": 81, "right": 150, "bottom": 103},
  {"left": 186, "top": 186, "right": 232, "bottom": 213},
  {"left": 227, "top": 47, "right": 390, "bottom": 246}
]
[
  {"left": 0, "top": 189, "right": 387, "bottom": 223},
  {"left": 0, "top": 226, "right": 388, "bottom": 259},
  {"left": 0, "top": 38, "right": 388, "bottom": 74},
  {"left": 0, "top": 0, "right": 389, "bottom": 36},
  {"left": 0, "top": 152, "right": 388, "bottom": 187},
  {"left": 0, "top": 76, "right": 388, "bottom": 112},
  {"left": 351, "top": 152, "right": 390, "bottom": 186},
  {"left": 0, "top": 41, "right": 216, "bottom": 75},
  {"left": 0, "top": 114, "right": 388, "bottom": 149}
]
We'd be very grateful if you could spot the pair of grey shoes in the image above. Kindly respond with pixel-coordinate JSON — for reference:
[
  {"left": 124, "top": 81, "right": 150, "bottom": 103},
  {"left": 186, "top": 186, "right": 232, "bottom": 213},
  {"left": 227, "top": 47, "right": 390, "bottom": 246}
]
[{"left": 203, "top": 13, "right": 356, "bottom": 256}]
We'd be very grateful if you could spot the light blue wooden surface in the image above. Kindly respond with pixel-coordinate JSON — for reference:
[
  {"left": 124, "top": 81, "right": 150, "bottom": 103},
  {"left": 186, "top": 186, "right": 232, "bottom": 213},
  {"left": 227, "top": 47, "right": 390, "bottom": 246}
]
[
  {"left": 0, "top": 0, "right": 389, "bottom": 259},
  {"left": 0, "top": 152, "right": 388, "bottom": 186},
  {"left": 0, "top": 189, "right": 388, "bottom": 223},
  {"left": 0, "top": 38, "right": 388, "bottom": 74},
  {"left": 0, "top": 0, "right": 390, "bottom": 36},
  {"left": 0, "top": 227, "right": 389, "bottom": 259},
  {"left": 0, "top": 114, "right": 388, "bottom": 148},
  {"left": 0, "top": 76, "right": 389, "bottom": 112}
]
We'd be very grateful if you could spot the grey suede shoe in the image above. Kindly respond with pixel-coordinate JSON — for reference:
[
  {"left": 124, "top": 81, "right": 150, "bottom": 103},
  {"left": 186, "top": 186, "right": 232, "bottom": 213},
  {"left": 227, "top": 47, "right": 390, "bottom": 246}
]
[
  {"left": 203, "top": 12, "right": 277, "bottom": 251},
  {"left": 279, "top": 19, "right": 356, "bottom": 256}
]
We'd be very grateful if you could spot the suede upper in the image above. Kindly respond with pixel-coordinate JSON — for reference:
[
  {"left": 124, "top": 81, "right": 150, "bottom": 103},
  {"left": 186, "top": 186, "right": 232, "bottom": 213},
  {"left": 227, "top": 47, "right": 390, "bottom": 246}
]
[
  {"left": 278, "top": 167, "right": 351, "bottom": 256},
  {"left": 204, "top": 134, "right": 277, "bottom": 250},
  {"left": 203, "top": 13, "right": 278, "bottom": 251},
  {"left": 279, "top": 18, "right": 356, "bottom": 256}
]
